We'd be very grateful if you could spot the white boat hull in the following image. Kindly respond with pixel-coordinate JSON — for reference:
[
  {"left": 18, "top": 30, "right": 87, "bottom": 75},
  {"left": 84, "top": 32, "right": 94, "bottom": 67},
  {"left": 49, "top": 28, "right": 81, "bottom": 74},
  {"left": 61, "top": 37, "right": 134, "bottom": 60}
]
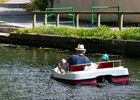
[{"left": 52, "top": 62, "right": 129, "bottom": 85}]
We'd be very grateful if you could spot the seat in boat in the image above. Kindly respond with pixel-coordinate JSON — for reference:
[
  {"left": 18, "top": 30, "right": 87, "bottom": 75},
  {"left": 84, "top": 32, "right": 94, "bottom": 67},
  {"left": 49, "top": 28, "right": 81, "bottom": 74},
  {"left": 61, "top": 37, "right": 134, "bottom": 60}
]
[
  {"left": 98, "top": 61, "right": 113, "bottom": 69},
  {"left": 69, "top": 65, "right": 84, "bottom": 72}
]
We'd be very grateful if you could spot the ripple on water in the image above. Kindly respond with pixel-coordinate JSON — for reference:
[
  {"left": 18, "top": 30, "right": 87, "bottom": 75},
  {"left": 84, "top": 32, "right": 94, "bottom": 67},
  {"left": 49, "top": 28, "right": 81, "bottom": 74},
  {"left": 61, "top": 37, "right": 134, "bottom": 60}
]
[
  {"left": 0, "top": 66, "right": 140, "bottom": 99},
  {"left": 0, "top": 45, "right": 140, "bottom": 99}
]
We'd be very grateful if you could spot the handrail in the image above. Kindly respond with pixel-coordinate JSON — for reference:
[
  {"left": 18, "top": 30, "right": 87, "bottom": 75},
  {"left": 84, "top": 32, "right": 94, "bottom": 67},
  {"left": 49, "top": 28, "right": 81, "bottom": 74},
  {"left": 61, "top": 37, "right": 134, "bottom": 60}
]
[
  {"left": 95, "top": 60, "right": 122, "bottom": 67},
  {"left": 45, "top": 7, "right": 75, "bottom": 26},
  {"left": 91, "top": 5, "right": 119, "bottom": 25},
  {"left": 92, "top": 6, "right": 119, "bottom": 9},
  {"left": 70, "top": 63, "right": 91, "bottom": 67},
  {"left": 46, "top": 7, "right": 74, "bottom": 11},
  {"left": 32, "top": 11, "right": 140, "bottom": 30},
  {"left": 67, "top": 60, "right": 122, "bottom": 67},
  {"left": 33, "top": 11, "right": 140, "bottom": 14}
]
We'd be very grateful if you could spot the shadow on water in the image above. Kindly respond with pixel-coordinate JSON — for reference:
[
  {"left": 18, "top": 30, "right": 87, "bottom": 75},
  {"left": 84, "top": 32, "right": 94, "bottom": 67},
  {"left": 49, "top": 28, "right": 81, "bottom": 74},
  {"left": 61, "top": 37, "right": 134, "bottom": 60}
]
[{"left": 0, "top": 44, "right": 140, "bottom": 99}]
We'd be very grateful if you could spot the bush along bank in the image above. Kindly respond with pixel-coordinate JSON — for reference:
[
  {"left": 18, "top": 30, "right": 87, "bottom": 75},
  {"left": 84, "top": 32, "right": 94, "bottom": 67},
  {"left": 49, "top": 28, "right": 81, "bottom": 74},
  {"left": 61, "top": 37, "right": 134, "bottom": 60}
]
[
  {"left": 1, "top": 26, "right": 140, "bottom": 56},
  {"left": 16, "top": 26, "right": 121, "bottom": 40},
  {"left": 16, "top": 26, "right": 140, "bottom": 40}
]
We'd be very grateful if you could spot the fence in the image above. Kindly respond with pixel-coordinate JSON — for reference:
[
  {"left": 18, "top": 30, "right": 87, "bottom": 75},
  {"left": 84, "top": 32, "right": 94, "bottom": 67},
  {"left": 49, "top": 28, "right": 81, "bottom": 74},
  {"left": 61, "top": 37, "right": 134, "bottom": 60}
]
[
  {"left": 32, "top": 11, "right": 140, "bottom": 30},
  {"left": 91, "top": 6, "right": 120, "bottom": 25},
  {"left": 45, "top": 7, "right": 75, "bottom": 26}
]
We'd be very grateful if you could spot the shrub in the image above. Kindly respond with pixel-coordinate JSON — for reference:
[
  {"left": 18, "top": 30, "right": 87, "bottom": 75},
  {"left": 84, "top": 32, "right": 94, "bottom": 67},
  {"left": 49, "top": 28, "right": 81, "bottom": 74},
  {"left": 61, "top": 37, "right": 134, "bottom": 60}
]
[
  {"left": 27, "top": 0, "right": 48, "bottom": 11},
  {"left": 16, "top": 26, "right": 140, "bottom": 40},
  {"left": 121, "top": 28, "right": 140, "bottom": 40}
]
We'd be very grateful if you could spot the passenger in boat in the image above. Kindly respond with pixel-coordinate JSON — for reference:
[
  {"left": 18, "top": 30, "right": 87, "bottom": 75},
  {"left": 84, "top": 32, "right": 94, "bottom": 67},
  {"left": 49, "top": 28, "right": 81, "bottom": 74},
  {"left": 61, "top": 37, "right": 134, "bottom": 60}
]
[
  {"left": 67, "top": 44, "right": 91, "bottom": 65},
  {"left": 100, "top": 54, "right": 109, "bottom": 61},
  {"left": 60, "top": 44, "right": 91, "bottom": 72},
  {"left": 58, "top": 59, "right": 67, "bottom": 73},
  {"left": 98, "top": 54, "right": 113, "bottom": 68}
]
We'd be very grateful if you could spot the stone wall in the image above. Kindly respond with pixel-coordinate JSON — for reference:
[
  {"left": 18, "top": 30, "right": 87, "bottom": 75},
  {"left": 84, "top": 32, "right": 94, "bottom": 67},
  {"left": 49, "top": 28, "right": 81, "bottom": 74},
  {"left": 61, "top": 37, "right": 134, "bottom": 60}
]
[{"left": 0, "top": 33, "right": 139, "bottom": 57}]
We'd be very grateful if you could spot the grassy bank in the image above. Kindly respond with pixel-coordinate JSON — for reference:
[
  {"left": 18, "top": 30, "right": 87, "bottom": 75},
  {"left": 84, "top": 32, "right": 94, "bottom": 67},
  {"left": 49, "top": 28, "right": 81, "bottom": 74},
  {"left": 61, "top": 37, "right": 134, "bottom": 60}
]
[{"left": 16, "top": 26, "right": 140, "bottom": 40}]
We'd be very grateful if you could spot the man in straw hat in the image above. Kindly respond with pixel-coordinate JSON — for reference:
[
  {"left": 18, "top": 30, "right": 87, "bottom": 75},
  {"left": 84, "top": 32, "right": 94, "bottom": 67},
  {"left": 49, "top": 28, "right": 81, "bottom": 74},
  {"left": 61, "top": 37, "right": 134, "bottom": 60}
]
[
  {"left": 67, "top": 44, "right": 91, "bottom": 65},
  {"left": 59, "top": 44, "right": 91, "bottom": 73}
]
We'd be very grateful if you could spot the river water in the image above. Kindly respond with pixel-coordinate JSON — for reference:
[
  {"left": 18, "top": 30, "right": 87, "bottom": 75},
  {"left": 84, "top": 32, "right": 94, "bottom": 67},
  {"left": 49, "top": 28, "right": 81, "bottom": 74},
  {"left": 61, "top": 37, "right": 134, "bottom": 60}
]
[{"left": 0, "top": 44, "right": 140, "bottom": 100}]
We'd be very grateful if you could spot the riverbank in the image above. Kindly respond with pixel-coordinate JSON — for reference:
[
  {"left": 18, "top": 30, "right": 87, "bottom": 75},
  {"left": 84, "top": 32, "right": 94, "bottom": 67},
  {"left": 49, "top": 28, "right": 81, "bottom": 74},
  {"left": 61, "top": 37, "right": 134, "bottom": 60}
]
[
  {"left": 16, "top": 26, "right": 140, "bottom": 40},
  {"left": 0, "top": 32, "right": 140, "bottom": 57}
]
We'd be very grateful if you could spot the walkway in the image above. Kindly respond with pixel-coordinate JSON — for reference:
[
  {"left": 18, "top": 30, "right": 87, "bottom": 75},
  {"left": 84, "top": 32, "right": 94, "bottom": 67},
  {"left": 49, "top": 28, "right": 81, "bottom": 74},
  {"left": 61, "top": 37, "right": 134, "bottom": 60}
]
[
  {"left": 0, "top": 0, "right": 97, "bottom": 29},
  {"left": 7, "top": 0, "right": 30, "bottom": 3},
  {"left": 0, "top": 0, "right": 34, "bottom": 28},
  {"left": 0, "top": 0, "right": 130, "bottom": 32}
]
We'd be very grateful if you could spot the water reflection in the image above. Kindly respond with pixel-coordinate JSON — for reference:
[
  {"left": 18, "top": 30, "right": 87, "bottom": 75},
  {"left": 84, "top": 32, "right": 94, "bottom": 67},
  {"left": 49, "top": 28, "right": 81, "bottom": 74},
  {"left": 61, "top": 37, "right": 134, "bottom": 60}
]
[{"left": 0, "top": 44, "right": 140, "bottom": 99}]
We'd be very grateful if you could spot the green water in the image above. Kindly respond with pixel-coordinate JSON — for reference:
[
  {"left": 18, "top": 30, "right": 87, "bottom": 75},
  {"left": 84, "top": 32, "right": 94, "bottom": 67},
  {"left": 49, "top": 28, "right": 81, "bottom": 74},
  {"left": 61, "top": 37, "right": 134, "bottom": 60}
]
[{"left": 0, "top": 44, "right": 140, "bottom": 100}]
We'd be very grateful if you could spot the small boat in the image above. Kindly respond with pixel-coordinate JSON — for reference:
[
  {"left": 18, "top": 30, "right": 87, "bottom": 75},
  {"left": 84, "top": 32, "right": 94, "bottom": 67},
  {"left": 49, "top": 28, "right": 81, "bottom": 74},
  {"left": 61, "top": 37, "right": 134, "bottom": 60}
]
[{"left": 52, "top": 60, "right": 129, "bottom": 85}]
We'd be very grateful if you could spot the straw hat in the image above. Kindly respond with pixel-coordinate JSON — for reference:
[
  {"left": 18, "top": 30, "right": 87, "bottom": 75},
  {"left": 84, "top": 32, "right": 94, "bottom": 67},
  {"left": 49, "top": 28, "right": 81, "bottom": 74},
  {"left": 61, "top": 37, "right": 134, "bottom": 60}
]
[{"left": 75, "top": 44, "right": 86, "bottom": 51}]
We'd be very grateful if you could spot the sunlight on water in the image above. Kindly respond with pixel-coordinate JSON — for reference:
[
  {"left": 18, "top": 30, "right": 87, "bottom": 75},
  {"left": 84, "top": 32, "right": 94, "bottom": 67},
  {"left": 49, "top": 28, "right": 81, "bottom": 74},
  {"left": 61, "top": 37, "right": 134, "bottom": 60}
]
[{"left": 0, "top": 44, "right": 140, "bottom": 99}]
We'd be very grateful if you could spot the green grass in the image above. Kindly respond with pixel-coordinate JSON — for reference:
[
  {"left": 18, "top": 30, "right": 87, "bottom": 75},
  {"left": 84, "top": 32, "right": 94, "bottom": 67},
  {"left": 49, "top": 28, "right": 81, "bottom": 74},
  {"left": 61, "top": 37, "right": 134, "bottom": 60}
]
[
  {"left": 16, "top": 26, "right": 140, "bottom": 40},
  {"left": 121, "top": 28, "right": 140, "bottom": 40}
]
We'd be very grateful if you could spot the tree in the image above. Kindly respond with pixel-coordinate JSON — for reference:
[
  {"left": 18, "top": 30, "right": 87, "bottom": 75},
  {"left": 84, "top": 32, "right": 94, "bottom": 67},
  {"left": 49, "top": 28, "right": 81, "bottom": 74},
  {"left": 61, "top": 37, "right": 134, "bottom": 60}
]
[{"left": 27, "top": 0, "right": 48, "bottom": 11}]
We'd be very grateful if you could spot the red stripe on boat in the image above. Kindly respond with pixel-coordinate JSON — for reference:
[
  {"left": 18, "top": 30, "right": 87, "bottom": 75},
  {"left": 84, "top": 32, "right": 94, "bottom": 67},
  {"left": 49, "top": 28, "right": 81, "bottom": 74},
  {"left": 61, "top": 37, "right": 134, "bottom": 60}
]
[
  {"left": 64, "top": 79, "right": 97, "bottom": 85},
  {"left": 69, "top": 65, "right": 84, "bottom": 72},
  {"left": 111, "top": 75, "right": 129, "bottom": 84}
]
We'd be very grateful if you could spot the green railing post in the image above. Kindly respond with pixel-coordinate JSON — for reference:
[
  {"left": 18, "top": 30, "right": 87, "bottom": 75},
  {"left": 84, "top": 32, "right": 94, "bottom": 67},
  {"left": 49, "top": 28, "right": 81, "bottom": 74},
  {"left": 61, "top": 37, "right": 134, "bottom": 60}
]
[
  {"left": 117, "top": 6, "right": 120, "bottom": 26},
  {"left": 91, "top": 6, "right": 95, "bottom": 25},
  {"left": 91, "top": 0, "right": 94, "bottom": 25},
  {"left": 72, "top": 7, "right": 75, "bottom": 26}
]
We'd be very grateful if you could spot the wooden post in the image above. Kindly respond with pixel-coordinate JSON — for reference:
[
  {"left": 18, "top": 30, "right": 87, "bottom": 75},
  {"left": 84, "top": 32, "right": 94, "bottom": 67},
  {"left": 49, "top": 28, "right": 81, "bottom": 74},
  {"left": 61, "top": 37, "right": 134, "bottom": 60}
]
[
  {"left": 56, "top": 14, "right": 60, "bottom": 26},
  {"left": 119, "top": 14, "right": 123, "bottom": 30},
  {"left": 75, "top": 14, "right": 79, "bottom": 27},
  {"left": 44, "top": 14, "right": 48, "bottom": 26},
  {"left": 97, "top": 13, "right": 101, "bottom": 27},
  {"left": 33, "top": 13, "right": 36, "bottom": 28}
]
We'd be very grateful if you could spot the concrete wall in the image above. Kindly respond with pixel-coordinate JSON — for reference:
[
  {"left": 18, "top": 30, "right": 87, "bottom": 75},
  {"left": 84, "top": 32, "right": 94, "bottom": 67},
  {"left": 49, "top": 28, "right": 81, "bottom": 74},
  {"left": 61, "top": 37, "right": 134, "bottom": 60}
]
[
  {"left": 53, "top": 0, "right": 140, "bottom": 23},
  {"left": 0, "top": 33, "right": 139, "bottom": 57}
]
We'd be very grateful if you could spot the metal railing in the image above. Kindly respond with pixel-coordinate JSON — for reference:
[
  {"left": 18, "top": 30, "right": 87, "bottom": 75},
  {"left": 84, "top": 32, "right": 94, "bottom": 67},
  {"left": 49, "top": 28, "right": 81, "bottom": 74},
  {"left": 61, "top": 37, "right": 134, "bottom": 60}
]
[
  {"left": 32, "top": 11, "right": 140, "bottom": 30},
  {"left": 95, "top": 60, "right": 122, "bottom": 67},
  {"left": 91, "top": 5, "right": 120, "bottom": 25},
  {"left": 45, "top": 7, "right": 75, "bottom": 26}
]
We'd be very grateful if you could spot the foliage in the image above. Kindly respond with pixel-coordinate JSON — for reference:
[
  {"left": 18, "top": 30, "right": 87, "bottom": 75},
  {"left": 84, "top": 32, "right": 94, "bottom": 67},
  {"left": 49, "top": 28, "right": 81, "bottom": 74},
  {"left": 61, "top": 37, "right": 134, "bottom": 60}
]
[
  {"left": 16, "top": 26, "right": 140, "bottom": 40},
  {"left": 27, "top": 0, "right": 48, "bottom": 11},
  {"left": 121, "top": 28, "right": 140, "bottom": 40}
]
